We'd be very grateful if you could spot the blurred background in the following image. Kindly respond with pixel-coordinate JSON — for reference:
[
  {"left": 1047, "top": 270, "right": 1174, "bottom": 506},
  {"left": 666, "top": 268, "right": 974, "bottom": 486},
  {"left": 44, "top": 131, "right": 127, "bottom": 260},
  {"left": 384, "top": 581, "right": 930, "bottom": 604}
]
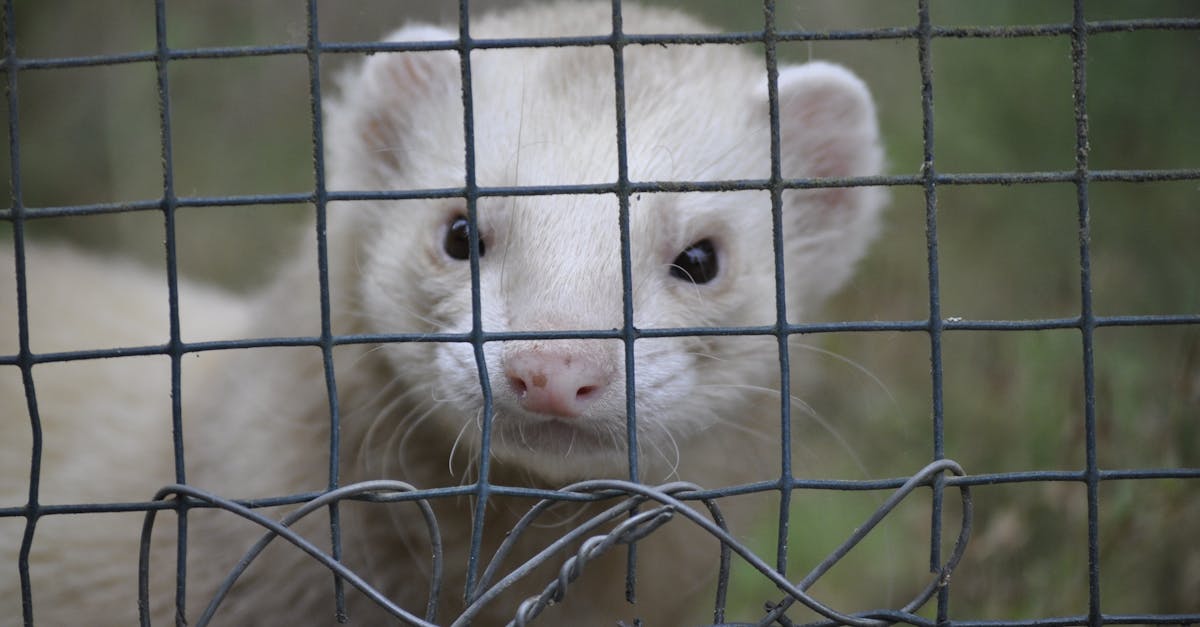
[{"left": 2, "top": 0, "right": 1197, "bottom": 622}]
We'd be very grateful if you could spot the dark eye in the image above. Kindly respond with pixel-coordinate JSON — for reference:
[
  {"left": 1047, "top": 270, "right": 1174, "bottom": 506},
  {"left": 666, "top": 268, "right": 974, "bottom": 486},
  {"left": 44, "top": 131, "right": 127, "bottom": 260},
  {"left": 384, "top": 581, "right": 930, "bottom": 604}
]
[
  {"left": 670, "top": 239, "right": 718, "bottom": 284},
  {"left": 443, "top": 215, "right": 485, "bottom": 260}
]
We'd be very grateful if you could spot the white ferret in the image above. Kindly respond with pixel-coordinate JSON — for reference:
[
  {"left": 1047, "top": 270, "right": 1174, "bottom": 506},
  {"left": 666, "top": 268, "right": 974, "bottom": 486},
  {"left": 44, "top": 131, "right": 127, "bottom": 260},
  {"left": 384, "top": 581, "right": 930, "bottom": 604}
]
[{"left": 1, "top": 2, "right": 884, "bottom": 625}]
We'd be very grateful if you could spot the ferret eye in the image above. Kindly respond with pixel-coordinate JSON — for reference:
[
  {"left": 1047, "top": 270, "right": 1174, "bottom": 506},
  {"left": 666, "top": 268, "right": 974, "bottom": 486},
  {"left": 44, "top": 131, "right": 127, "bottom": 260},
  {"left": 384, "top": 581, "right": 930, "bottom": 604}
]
[
  {"left": 670, "top": 239, "right": 718, "bottom": 284},
  {"left": 443, "top": 215, "right": 485, "bottom": 260}
]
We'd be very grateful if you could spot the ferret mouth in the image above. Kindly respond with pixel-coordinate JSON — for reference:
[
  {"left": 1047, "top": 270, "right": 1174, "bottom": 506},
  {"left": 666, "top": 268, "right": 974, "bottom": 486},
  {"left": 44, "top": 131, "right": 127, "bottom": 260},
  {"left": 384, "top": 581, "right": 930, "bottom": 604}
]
[{"left": 491, "top": 414, "right": 622, "bottom": 459}]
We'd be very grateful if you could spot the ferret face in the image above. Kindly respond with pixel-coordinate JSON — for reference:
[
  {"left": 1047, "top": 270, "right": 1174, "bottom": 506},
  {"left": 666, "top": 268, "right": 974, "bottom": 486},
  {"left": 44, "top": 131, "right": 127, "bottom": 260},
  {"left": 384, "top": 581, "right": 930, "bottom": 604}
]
[
  {"left": 356, "top": 189, "right": 780, "bottom": 482},
  {"left": 326, "top": 4, "right": 884, "bottom": 484}
]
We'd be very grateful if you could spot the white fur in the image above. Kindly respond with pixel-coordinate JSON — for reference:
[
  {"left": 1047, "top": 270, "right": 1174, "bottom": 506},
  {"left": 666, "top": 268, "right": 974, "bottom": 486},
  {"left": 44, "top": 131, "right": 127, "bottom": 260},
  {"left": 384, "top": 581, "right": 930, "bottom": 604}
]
[{"left": 1, "top": 2, "right": 885, "bottom": 624}]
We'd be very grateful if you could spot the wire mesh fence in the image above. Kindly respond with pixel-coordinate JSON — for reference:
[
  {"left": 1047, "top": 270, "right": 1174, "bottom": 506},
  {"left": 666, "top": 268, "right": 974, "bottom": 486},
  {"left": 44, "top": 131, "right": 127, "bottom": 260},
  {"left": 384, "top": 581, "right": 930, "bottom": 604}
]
[{"left": 2, "top": 0, "right": 1199, "bottom": 625}]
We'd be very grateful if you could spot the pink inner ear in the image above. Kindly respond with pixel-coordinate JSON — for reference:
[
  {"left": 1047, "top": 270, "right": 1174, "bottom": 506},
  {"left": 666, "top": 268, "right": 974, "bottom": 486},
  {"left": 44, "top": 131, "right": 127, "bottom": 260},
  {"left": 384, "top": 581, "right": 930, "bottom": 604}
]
[
  {"left": 806, "top": 137, "right": 856, "bottom": 179},
  {"left": 782, "top": 98, "right": 871, "bottom": 179},
  {"left": 360, "top": 56, "right": 430, "bottom": 164},
  {"left": 784, "top": 128, "right": 862, "bottom": 213},
  {"left": 773, "top": 64, "right": 882, "bottom": 217},
  {"left": 355, "top": 49, "right": 458, "bottom": 169},
  {"left": 383, "top": 53, "right": 438, "bottom": 93},
  {"left": 361, "top": 111, "right": 400, "bottom": 169}
]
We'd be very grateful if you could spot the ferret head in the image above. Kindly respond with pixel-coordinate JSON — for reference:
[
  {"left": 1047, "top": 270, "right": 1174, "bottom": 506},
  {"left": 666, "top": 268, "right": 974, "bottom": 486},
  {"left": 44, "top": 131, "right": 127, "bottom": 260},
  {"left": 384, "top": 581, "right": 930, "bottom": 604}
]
[{"left": 325, "top": 3, "right": 885, "bottom": 485}]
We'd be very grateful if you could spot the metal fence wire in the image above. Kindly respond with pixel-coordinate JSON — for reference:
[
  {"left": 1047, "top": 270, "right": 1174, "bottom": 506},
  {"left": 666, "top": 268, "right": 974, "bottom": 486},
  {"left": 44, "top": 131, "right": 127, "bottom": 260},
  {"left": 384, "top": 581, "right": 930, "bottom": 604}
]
[{"left": 2, "top": 0, "right": 1199, "bottom": 626}]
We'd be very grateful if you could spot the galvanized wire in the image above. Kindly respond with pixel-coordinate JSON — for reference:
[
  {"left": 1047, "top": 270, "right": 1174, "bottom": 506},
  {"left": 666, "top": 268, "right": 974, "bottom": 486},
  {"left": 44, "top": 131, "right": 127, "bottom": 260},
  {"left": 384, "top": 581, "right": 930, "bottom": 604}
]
[
  {"left": 3, "top": 0, "right": 1199, "bottom": 625},
  {"left": 133, "top": 461, "right": 970, "bottom": 626}
]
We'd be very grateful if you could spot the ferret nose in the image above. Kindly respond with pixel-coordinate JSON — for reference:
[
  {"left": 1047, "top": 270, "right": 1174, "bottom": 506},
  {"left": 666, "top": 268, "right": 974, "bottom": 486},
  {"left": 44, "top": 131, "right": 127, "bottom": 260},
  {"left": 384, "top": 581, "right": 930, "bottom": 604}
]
[{"left": 504, "top": 351, "right": 611, "bottom": 418}]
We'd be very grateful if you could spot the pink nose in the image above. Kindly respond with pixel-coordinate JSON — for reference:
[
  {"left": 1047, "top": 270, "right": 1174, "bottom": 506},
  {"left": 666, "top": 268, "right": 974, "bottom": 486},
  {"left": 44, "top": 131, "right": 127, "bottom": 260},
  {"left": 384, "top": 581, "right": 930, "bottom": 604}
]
[{"left": 504, "top": 351, "right": 611, "bottom": 418}]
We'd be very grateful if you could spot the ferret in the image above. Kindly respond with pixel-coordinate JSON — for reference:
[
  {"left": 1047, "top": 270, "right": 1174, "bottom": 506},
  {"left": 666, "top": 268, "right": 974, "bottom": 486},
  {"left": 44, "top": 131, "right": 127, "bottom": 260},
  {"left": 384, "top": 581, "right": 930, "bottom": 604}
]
[{"left": 0, "top": 2, "right": 884, "bottom": 625}]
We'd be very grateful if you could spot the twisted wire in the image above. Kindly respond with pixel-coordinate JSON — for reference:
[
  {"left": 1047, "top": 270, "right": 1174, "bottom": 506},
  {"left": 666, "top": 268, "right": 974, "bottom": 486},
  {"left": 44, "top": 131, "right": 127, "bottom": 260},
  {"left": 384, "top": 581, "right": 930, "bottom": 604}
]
[{"left": 135, "top": 461, "right": 970, "bottom": 626}]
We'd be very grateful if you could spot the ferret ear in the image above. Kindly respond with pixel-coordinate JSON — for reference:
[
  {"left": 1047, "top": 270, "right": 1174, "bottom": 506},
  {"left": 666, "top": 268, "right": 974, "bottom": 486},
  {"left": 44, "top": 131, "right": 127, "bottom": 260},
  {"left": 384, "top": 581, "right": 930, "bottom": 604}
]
[
  {"left": 366, "top": 25, "right": 460, "bottom": 100},
  {"left": 776, "top": 61, "right": 882, "bottom": 182},
  {"left": 772, "top": 62, "right": 887, "bottom": 314},
  {"left": 327, "top": 25, "right": 461, "bottom": 177}
]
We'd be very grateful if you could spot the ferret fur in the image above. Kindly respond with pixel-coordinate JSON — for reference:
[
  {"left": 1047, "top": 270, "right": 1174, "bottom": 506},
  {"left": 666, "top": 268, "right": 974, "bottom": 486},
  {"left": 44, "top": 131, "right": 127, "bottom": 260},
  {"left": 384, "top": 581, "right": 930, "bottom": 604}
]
[{"left": 0, "top": 2, "right": 885, "bottom": 625}]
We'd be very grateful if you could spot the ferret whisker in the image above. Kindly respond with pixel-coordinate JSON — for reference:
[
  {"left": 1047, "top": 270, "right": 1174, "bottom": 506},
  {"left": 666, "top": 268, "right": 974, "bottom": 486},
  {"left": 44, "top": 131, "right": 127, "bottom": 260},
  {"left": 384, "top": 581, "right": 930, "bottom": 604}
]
[
  {"left": 665, "top": 428, "right": 682, "bottom": 480},
  {"left": 460, "top": 450, "right": 479, "bottom": 490},
  {"left": 358, "top": 403, "right": 405, "bottom": 474},
  {"left": 631, "top": 264, "right": 661, "bottom": 300},
  {"left": 393, "top": 400, "right": 444, "bottom": 477},
  {"left": 379, "top": 294, "right": 448, "bottom": 332},
  {"left": 345, "top": 302, "right": 448, "bottom": 337},
  {"left": 428, "top": 384, "right": 452, "bottom": 404},
  {"left": 643, "top": 420, "right": 682, "bottom": 482},
  {"left": 705, "top": 382, "right": 871, "bottom": 478},
  {"left": 563, "top": 425, "right": 577, "bottom": 459},
  {"left": 380, "top": 412, "right": 409, "bottom": 480},
  {"left": 517, "top": 417, "right": 532, "bottom": 451},
  {"left": 656, "top": 262, "right": 710, "bottom": 307},
  {"left": 352, "top": 375, "right": 422, "bottom": 472},
  {"left": 789, "top": 340, "right": 897, "bottom": 407},
  {"left": 692, "top": 136, "right": 757, "bottom": 181},
  {"left": 605, "top": 423, "right": 628, "bottom": 458},
  {"left": 694, "top": 411, "right": 776, "bottom": 446},
  {"left": 447, "top": 410, "right": 477, "bottom": 478},
  {"left": 354, "top": 368, "right": 417, "bottom": 415},
  {"left": 646, "top": 142, "right": 679, "bottom": 177},
  {"left": 683, "top": 349, "right": 730, "bottom": 364},
  {"left": 510, "top": 70, "right": 530, "bottom": 186},
  {"left": 496, "top": 76, "right": 531, "bottom": 291},
  {"left": 355, "top": 270, "right": 448, "bottom": 331}
]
